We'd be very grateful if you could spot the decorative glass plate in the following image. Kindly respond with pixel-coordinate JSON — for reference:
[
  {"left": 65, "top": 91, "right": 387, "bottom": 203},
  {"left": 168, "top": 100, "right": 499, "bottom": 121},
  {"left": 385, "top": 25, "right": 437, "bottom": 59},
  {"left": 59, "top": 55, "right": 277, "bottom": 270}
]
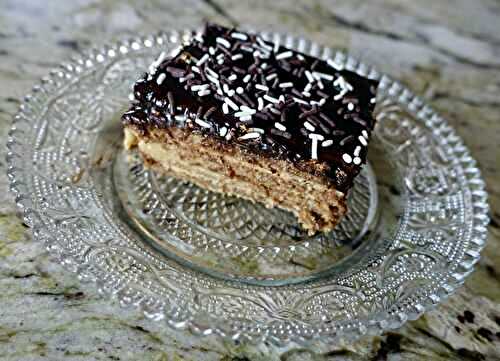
[{"left": 6, "top": 30, "right": 489, "bottom": 346}]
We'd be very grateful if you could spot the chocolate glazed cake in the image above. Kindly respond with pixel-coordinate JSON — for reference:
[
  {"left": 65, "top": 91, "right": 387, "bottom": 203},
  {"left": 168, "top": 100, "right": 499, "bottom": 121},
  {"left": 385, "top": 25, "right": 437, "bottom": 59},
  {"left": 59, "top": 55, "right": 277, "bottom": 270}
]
[{"left": 122, "top": 24, "right": 379, "bottom": 235}]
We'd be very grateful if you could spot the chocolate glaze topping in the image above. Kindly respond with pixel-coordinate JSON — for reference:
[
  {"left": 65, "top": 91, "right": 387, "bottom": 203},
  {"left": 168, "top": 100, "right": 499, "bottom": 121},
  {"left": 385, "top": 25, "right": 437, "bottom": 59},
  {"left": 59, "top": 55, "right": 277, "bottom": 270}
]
[{"left": 122, "top": 23, "right": 379, "bottom": 192}]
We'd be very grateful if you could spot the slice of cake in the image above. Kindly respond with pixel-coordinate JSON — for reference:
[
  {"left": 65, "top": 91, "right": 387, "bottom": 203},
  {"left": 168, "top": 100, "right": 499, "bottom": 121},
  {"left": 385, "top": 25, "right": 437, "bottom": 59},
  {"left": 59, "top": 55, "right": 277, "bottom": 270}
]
[{"left": 122, "top": 23, "right": 378, "bottom": 234}]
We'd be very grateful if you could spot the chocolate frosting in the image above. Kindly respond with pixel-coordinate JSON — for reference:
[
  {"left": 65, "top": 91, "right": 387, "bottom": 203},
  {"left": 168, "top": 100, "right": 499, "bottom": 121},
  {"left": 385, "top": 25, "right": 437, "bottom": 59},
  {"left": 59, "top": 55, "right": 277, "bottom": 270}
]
[{"left": 122, "top": 23, "right": 379, "bottom": 192}]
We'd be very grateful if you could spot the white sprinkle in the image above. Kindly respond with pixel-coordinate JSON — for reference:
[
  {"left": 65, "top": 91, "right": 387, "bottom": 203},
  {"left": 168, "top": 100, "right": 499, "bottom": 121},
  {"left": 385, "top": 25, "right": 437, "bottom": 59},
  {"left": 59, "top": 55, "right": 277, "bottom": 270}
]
[
  {"left": 174, "top": 115, "right": 185, "bottom": 121},
  {"left": 156, "top": 73, "right": 166, "bottom": 85},
  {"left": 154, "top": 51, "right": 167, "bottom": 66},
  {"left": 253, "top": 50, "right": 261, "bottom": 58},
  {"left": 128, "top": 93, "right": 135, "bottom": 101},
  {"left": 347, "top": 102, "right": 355, "bottom": 111},
  {"left": 256, "top": 84, "right": 269, "bottom": 91},
  {"left": 274, "top": 122, "right": 287, "bottom": 131},
  {"left": 370, "top": 97, "right": 377, "bottom": 104},
  {"left": 304, "top": 121, "right": 316, "bottom": 132},
  {"left": 309, "top": 134, "right": 324, "bottom": 160},
  {"left": 228, "top": 74, "right": 238, "bottom": 81},
  {"left": 216, "top": 53, "right": 225, "bottom": 60},
  {"left": 192, "top": 66, "right": 200, "bottom": 73},
  {"left": 225, "top": 132, "right": 232, "bottom": 140},
  {"left": 224, "top": 97, "right": 239, "bottom": 111},
  {"left": 309, "top": 133, "right": 324, "bottom": 141},
  {"left": 266, "top": 73, "right": 277, "bottom": 81},
  {"left": 317, "top": 78, "right": 324, "bottom": 89},
  {"left": 217, "top": 58, "right": 224, "bottom": 65},
  {"left": 310, "top": 99, "right": 326, "bottom": 106},
  {"left": 257, "top": 97, "right": 264, "bottom": 111},
  {"left": 310, "top": 141, "right": 318, "bottom": 160},
  {"left": 216, "top": 37, "right": 231, "bottom": 48},
  {"left": 222, "top": 84, "right": 234, "bottom": 97},
  {"left": 205, "top": 67, "right": 218, "bottom": 78},
  {"left": 241, "top": 45, "right": 253, "bottom": 52},
  {"left": 279, "top": 82, "right": 293, "bottom": 88},
  {"left": 293, "top": 97, "right": 308, "bottom": 105},
  {"left": 273, "top": 38, "right": 280, "bottom": 53},
  {"left": 239, "top": 132, "right": 261, "bottom": 140},
  {"left": 260, "top": 62, "right": 268, "bottom": 69},
  {"left": 313, "top": 71, "right": 334, "bottom": 81},
  {"left": 263, "top": 94, "right": 279, "bottom": 104},
  {"left": 353, "top": 156, "right": 362, "bottom": 165},
  {"left": 195, "top": 117, "right": 211, "bottom": 128},
  {"left": 219, "top": 126, "right": 228, "bottom": 137},
  {"left": 248, "top": 127, "right": 264, "bottom": 134},
  {"left": 191, "top": 84, "right": 209, "bottom": 91},
  {"left": 240, "top": 105, "right": 254, "bottom": 111},
  {"left": 358, "top": 135, "right": 368, "bottom": 146},
  {"left": 268, "top": 107, "right": 280, "bottom": 115},
  {"left": 231, "top": 54, "right": 243, "bottom": 61},
  {"left": 297, "top": 54, "right": 305, "bottom": 61},
  {"left": 342, "top": 153, "right": 353, "bottom": 163},
  {"left": 207, "top": 75, "right": 219, "bottom": 85},
  {"left": 362, "top": 130, "right": 369, "bottom": 139},
  {"left": 354, "top": 146, "right": 361, "bottom": 157},
  {"left": 193, "top": 31, "right": 203, "bottom": 42},
  {"left": 276, "top": 51, "right": 293, "bottom": 60},
  {"left": 197, "top": 89, "right": 211, "bottom": 96},
  {"left": 240, "top": 115, "right": 252, "bottom": 121},
  {"left": 334, "top": 88, "right": 348, "bottom": 101},
  {"left": 305, "top": 70, "right": 314, "bottom": 83},
  {"left": 278, "top": 95, "right": 285, "bottom": 103},
  {"left": 257, "top": 37, "right": 273, "bottom": 51},
  {"left": 209, "top": 47, "right": 216, "bottom": 55},
  {"left": 222, "top": 103, "right": 229, "bottom": 114},
  {"left": 196, "top": 54, "right": 209, "bottom": 66},
  {"left": 322, "top": 139, "right": 333, "bottom": 147},
  {"left": 235, "top": 109, "right": 256, "bottom": 117},
  {"left": 327, "top": 58, "right": 343, "bottom": 71},
  {"left": 236, "top": 87, "right": 244, "bottom": 94},
  {"left": 149, "top": 51, "right": 167, "bottom": 74},
  {"left": 169, "top": 46, "right": 182, "bottom": 58},
  {"left": 304, "top": 83, "right": 312, "bottom": 92},
  {"left": 231, "top": 32, "right": 248, "bottom": 41},
  {"left": 302, "top": 91, "right": 311, "bottom": 97},
  {"left": 243, "top": 74, "right": 252, "bottom": 83}
]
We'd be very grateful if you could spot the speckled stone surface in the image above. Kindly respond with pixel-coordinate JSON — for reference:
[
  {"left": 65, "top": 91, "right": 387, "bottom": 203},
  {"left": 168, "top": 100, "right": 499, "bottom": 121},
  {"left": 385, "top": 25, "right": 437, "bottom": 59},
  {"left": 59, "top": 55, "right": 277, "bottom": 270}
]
[{"left": 1, "top": 1, "right": 499, "bottom": 360}]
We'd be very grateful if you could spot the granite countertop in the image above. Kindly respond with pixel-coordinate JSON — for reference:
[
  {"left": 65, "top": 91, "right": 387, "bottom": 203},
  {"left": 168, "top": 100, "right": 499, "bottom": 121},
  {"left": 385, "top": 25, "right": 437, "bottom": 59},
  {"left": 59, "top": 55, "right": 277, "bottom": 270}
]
[{"left": 1, "top": 1, "right": 499, "bottom": 360}]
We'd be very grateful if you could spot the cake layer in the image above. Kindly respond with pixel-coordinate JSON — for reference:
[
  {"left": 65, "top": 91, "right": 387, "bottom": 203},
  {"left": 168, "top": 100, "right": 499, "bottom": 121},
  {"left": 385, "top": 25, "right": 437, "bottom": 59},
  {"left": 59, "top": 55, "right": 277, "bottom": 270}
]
[{"left": 125, "top": 127, "right": 346, "bottom": 234}]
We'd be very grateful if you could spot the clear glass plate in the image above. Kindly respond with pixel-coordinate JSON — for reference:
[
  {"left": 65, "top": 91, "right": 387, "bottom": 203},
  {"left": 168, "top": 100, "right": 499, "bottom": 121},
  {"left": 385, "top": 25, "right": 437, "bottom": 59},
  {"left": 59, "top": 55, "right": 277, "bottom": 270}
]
[{"left": 6, "top": 30, "right": 489, "bottom": 346}]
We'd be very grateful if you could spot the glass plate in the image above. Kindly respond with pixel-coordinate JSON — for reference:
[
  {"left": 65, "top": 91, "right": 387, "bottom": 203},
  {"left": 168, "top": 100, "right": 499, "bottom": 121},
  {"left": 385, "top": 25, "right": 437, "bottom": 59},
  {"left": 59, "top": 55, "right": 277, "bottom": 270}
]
[{"left": 6, "top": 30, "right": 489, "bottom": 346}]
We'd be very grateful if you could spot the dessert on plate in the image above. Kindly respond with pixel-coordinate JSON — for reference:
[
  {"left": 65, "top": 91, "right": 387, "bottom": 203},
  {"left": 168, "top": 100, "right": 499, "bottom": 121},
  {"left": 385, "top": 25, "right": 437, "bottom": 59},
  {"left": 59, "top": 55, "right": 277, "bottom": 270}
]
[{"left": 122, "top": 23, "right": 378, "bottom": 234}]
